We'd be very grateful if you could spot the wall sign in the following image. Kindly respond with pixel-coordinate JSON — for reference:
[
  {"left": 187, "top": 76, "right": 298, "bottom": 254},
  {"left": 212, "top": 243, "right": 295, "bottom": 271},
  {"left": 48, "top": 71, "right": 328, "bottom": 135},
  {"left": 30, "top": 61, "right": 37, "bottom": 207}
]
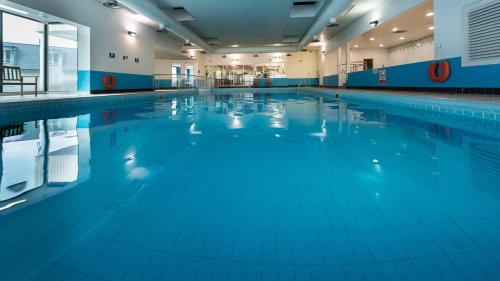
[{"left": 378, "top": 69, "right": 387, "bottom": 86}]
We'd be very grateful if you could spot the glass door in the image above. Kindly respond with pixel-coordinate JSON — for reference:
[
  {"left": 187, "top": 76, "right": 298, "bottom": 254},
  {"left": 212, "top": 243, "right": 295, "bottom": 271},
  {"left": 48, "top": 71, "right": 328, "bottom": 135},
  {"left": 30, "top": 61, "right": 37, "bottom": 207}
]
[
  {"left": 2, "top": 12, "right": 45, "bottom": 93},
  {"left": 47, "top": 23, "right": 77, "bottom": 91},
  {"left": 171, "top": 64, "right": 181, "bottom": 88}
]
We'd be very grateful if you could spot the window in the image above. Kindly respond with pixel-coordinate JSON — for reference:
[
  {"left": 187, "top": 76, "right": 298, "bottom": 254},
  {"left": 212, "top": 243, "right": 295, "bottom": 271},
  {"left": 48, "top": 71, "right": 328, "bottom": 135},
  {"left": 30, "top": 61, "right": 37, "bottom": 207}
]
[
  {"left": 2, "top": 13, "right": 44, "bottom": 92},
  {"left": 49, "top": 52, "right": 63, "bottom": 67},
  {"left": 3, "top": 48, "right": 15, "bottom": 65}
]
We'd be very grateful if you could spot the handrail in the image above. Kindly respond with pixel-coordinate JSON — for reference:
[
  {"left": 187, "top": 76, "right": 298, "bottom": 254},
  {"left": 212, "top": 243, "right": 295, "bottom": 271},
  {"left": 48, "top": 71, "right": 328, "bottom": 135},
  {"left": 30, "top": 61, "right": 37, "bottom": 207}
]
[{"left": 153, "top": 73, "right": 216, "bottom": 90}]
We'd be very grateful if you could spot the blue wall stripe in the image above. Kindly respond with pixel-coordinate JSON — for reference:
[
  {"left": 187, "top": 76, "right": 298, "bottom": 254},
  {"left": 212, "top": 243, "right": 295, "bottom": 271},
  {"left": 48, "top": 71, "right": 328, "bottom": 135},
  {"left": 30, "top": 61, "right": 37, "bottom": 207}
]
[
  {"left": 77, "top": 70, "right": 91, "bottom": 91},
  {"left": 323, "top": 75, "right": 339, "bottom": 87},
  {"left": 77, "top": 70, "right": 153, "bottom": 91},
  {"left": 346, "top": 57, "right": 500, "bottom": 88},
  {"left": 254, "top": 78, "right": 319, "bottom": 87}
]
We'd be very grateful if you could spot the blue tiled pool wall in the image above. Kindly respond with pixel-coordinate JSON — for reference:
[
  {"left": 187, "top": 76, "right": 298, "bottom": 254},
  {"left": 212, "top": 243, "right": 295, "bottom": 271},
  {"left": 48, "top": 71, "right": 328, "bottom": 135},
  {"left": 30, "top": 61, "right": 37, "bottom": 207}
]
[
  {"left": 345, "top": 57, "right": 500, "bottom": 89},
  {"left": 301, "top": 88, "right": 500, "bottom": 122},
  {"left": 339, "top": 96, "right": 500, "bottom": 139}
]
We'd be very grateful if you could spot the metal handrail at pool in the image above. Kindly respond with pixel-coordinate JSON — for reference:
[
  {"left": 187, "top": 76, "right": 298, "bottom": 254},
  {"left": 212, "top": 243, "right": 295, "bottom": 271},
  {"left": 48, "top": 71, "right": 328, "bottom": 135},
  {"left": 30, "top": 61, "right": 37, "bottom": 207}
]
[{"left": 153, "top": 74, "right": 216, "bottom": 90}]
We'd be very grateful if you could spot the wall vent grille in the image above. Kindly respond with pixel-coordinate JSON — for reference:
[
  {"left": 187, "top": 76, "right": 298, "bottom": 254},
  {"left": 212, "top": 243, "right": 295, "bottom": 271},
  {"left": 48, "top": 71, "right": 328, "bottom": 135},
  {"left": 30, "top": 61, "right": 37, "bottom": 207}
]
[{"left": 465, "top": 0, "right": 500, "bottom": 64}]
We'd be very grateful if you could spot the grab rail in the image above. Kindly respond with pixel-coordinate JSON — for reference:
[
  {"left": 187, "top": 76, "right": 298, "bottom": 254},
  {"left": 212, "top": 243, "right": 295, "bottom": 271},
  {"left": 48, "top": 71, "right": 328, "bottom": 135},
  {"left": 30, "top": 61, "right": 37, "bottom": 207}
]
[{"left": 153, "top": 73, "right": 216, "bottom": 90}]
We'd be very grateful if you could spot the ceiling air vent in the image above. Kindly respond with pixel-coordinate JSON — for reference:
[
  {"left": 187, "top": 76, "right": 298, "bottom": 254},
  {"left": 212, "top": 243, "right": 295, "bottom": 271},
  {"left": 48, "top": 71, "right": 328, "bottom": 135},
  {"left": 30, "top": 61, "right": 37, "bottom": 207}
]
[
  {"left": 164, "top": 7, "right": 196, "bottom": 22},
  {"left": 290, "top": 1, "right": 320, "bottom": 18},
  {"left": 464, "top": 0, "right": 500, "bottom": 66}
]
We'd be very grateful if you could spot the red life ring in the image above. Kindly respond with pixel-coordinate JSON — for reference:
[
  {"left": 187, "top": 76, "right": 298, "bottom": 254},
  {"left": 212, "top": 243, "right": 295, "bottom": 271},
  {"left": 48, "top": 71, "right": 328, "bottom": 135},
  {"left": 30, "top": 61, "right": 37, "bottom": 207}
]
[
  {"left": 102, "top": 75, "right": 117, "bottom": 89},
  {"left": 428, "top": 61, "right": 451, "bottom": 83}
]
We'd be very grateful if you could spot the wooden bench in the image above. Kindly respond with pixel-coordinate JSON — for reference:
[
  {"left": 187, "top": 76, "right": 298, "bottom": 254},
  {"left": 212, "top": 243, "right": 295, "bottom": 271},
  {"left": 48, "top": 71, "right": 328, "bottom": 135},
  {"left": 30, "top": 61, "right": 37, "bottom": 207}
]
[{"left": 1, "top": 66, "right": 38, "bottom": 96}]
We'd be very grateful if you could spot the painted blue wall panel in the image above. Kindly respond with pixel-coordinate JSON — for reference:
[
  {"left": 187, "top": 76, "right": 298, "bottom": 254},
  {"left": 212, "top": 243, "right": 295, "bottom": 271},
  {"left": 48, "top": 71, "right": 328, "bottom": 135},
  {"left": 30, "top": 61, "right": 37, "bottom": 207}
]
[
  {"left": 90, "top": 71, "right": 153, "bottom": 91},
  {"left": 271, "top": 78, "right": 289, "bottom": 87},
  {"left": 323, "top": 75, "right": 339, "bottom": 87},
  {"left": 78, "top": 70, "right": 153, "bottom": 91},
  {"left": 346, "top": 57, "right": 500, "bottom": 88},
  {"left": 253, "top": 78, "right": 318, "bottom": 87},
  {"left": 77, "top": 70, "right": 91, "bottom": 91},
  {"left": 156, "top": 79, "right": 172, "bottom": 88},
  {"left": 287, "top": 78, "right": 319, "bottom": 86}
]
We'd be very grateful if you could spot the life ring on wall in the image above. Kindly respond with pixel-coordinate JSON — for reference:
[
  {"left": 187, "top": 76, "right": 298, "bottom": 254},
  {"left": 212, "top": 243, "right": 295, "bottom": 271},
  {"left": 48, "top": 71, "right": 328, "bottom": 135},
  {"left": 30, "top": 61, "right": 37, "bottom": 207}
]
[
  {"left": 102, "top": 75, "right": 117, "bottom": 89},
  {"left": 428, "top": 61, "right": 451, "bottom": 83}
]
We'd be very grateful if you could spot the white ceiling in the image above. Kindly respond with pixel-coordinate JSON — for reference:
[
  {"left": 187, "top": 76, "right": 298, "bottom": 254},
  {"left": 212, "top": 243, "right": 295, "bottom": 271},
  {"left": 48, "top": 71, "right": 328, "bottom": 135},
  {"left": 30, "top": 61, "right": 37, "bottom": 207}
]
[
  {"left": 350, "top": 0, "right": 434, "bottom": 49},
  {"left": 153, "top": 0, "right": 327, "bottom": 47}
]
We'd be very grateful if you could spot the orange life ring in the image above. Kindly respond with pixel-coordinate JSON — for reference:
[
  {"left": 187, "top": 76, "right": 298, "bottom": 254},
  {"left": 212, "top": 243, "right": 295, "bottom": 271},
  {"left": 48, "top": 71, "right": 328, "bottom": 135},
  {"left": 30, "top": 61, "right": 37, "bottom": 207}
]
[
  {"left": 429, "top": 61, "right": 451, "bottom": 83},
  {"left": 103, "top": 75, "right": 117, "bottom": 89}
]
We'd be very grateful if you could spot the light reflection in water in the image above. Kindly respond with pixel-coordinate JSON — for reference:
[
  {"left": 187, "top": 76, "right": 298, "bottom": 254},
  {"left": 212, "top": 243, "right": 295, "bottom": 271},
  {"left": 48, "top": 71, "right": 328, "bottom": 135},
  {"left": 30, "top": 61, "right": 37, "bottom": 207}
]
[{"left": 0, "top": 116, "right": 91, "bottom": 203}]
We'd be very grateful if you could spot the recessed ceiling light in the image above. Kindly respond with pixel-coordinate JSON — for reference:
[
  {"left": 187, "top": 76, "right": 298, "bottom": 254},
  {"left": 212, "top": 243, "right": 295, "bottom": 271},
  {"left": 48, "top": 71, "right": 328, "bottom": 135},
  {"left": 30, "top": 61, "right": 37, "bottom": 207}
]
[
  {"left": 392, "top": 27, "right": 399, "bottom": 32},
  {"left": 379, "top": 43, "right": 384, "bottom": 47},
  {"left": 0, "top": 4, "right": 29, "bottom": 15},
  {"left": 231, "top": 44, "right": 239, "bottom": 48},
  {"left": 426, "top": 12, "right": 434, "bottom": 17},
  {"left": 273, "top": 43, "right": 283, "bottom": 47},
  {"left": 354, "top": 45, "right": 359, "bottom": 48},
  {"left": 399, "top": 37, "right": 405, "bottom": 40},
  {"left": 428, "top": 26, "right": 435, "bottom": 30},
  {"left": 370, "top": 37, "right": 375, "bottom": 41}
]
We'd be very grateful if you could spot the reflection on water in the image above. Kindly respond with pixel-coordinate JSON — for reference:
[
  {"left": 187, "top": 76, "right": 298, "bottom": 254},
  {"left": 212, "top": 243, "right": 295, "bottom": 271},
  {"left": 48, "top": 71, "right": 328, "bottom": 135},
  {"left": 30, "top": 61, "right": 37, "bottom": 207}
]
[
  {"left": 1, "top": 92, "right": 499, "bottom": 210},
  {"left": 0, "top": 116, "right": 91, "bottom": 203}
]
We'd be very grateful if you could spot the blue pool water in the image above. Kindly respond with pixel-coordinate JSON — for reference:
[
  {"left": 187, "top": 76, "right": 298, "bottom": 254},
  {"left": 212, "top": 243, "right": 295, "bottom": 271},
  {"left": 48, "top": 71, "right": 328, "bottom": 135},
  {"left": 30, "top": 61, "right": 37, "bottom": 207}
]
[{"left": 1, "top": 90, "right": 499, "bottom": 280}]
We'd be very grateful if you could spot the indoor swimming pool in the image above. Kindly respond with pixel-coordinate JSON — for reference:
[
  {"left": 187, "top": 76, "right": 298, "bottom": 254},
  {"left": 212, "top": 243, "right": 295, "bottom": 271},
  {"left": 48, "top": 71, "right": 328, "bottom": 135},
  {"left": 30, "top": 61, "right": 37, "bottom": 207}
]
[{"left": 1, "top": 90, "right": 499, "bottom": 280}]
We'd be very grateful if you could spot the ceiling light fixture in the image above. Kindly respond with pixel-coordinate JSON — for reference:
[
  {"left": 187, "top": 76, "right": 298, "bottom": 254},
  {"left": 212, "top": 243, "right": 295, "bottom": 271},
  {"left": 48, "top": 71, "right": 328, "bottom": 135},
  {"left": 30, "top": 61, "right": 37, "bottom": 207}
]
[
  {"left": 428, "top": 26, "right": 435, "bottom": 30},
  {"left": 379, "top": 43, "right": 384, "bottom": 47},
  {"left": 369, "top": 20, "right": 379, "bottom": 27},
  {"left": 0, "top": 4, "right": 29, "bottom": 14},
  {"left": 392, "top": 27, "right": 398, "bottom": 32},
  {"left": 369, "top": 37, "right": 375, "bottom": 41},
  {"left": 426, "top": 12, "right": 434, "bottom": 17},
  {"left": 231, "top": 44, "right": 239, "bottom": 48},
  {"left": 354, "top": 45, "right": 359, "bottom": 48},
  {"left": 399, "top": 37, "right": 405, "bottom": 40}
]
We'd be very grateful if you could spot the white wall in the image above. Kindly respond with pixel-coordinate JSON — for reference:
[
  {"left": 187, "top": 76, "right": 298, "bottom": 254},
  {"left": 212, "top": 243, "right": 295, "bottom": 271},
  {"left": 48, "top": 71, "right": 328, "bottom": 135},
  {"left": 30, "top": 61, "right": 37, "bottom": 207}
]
[
  {"left": 154, "top": 59, "right": 198, "bottom": 77},
  {"left": 8, "top": 0, "right": 179, "bottom": 76},
  {"left": 388, "top": 36, "right": 435, "bottom": 66},
  {"left": 323, "top": 0, "right": 425, "bottom": 52},
  {"left": 321, "top": 49, "right": 338, "bottom": 77},
  {"left": 285, "top": 51, "right": 318, "bottom": 79},
  {"left": 434, "top": 0, "right": 477, "bottom": 59},
  {"left": 350, "top": 48, "right": 389, "bottom": 69}
]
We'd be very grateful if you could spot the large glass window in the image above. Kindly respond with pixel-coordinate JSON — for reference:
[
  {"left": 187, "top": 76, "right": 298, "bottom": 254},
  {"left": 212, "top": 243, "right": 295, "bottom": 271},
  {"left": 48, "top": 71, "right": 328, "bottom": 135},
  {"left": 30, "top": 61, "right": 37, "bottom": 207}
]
[
  {"left": 48, "top": 23, "right": 78, "bottom": 91},
  {"left": 2, "top": 13, "right": 44, "bottom": 92}
]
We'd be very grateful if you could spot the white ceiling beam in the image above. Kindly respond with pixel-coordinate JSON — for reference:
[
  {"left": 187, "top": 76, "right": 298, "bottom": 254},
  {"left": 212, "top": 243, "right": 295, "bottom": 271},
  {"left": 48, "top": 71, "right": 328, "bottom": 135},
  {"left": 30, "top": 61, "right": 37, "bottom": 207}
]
[{"left": 118, "top": 0, "right": 213, "bottom": 52}]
